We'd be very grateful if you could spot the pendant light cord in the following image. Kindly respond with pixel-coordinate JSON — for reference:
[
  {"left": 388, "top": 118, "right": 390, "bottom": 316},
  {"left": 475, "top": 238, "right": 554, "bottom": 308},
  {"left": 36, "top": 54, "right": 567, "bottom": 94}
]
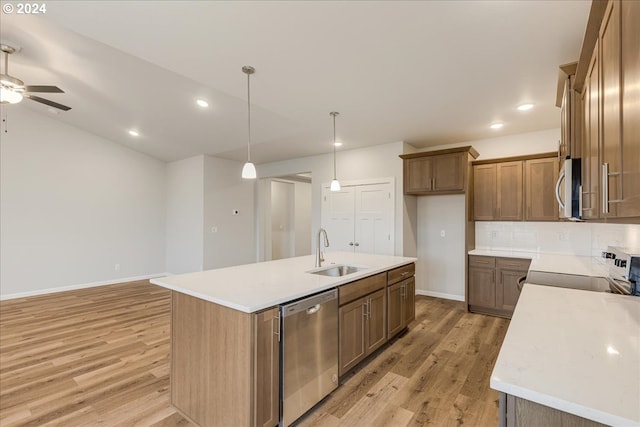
[
  {"left": 332, "top": 113, "right": 337, "bottom": 180},
  {"left": 246, "top": 71, "right": 251, "bottom": 162}
]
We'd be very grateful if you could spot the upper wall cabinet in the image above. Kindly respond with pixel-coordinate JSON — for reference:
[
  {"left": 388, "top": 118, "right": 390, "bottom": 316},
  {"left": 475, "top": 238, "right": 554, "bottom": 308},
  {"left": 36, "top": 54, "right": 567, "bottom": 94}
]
[
  {"left": 400, "top": 146, "right": 479, "bottom": 195},
  {"left": 473, "top": 154, "right": 558, "bottom": 222},
  {"left": 573, "top": 0, "right": 640, "bottom": 220}
]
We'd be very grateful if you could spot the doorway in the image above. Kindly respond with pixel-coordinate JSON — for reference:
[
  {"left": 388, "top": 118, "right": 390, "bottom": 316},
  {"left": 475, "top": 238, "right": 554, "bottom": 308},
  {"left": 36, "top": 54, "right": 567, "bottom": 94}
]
[{"left": 262, "top": 174, "right": 312, "bottom": 261}]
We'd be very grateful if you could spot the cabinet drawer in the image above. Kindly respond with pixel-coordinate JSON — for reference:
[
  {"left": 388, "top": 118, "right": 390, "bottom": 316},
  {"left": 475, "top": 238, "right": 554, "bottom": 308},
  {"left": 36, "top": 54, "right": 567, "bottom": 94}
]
[
  {"left": 339, "top": 273, "right": 386, "bottom": 306},
  {"left": 387, "top": 263, "right": 415, "bottom": 285},
  {"left": 496, "top": 257, "right": 531, "bottom": 271},
  {"left": 469, "top": 255, "right": 496, "bottom": 268}
]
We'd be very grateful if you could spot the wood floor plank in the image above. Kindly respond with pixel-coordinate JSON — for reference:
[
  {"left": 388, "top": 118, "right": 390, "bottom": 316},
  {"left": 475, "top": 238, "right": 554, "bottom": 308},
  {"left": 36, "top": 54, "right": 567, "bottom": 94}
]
[{"left": 0, "top": 285, "right": 509, "bottom": 427}]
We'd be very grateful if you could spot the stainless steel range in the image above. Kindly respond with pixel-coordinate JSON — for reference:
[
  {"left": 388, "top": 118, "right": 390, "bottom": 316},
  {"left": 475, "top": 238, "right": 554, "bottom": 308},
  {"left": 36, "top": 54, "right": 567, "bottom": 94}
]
[{"left": 601, "top": 246, "right": 640, "bottom": 296}]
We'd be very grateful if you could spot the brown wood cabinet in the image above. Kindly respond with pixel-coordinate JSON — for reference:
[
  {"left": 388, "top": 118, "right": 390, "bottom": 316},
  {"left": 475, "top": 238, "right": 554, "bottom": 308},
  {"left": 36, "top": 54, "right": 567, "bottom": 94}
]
[
  {"left": 254, "top": 307, "right": 280, "bottom": 427},
  {"left": 468, "top": 255, "right": 530, "bottom": 318},
  {"left": 387, "top": 263, "right": 416, "bottom": 340},
  {"left": 582, "top": 44, "right": 600, "bottom": 220},
  {"left": 338, "top": 288, "right": 386, "bottom": 376},
  {"left": 473, "top": 154, "right": 557, "bottom": 222},
  {"left": 575, "top": 0, "right": 640, "bottom": 221},
  {"left": 400, "top": 146, "right": 479, "bottom": 195},
  {"left": 170, "top": 293, "right": 279, "bottom": 427},
  {"left": 500, "top": 393, "right": 607, "bottom": 427},
  {"left": 524, "top": 158, "right": 559, "bottom": 221}
]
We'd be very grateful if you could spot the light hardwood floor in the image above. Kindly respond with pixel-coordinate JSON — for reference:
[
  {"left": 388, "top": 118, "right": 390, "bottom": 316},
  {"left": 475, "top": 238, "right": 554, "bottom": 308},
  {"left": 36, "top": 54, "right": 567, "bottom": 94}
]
[{"left": 0, "top": 280, "right": 508, "bottom": 427}]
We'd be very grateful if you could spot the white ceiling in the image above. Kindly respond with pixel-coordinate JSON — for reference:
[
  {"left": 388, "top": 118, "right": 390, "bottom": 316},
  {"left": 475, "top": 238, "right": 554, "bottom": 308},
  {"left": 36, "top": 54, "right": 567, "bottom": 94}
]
[{"left": 0, "top": 1, "right": 590, "bottom": 164}]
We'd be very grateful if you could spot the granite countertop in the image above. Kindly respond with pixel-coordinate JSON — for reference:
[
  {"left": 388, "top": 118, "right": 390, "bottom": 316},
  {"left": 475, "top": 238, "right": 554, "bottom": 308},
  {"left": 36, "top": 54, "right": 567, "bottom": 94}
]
[
  {"left": 151, "top": 252, "right": 416, "bottom": 313},
  {"left": 490, "top": 284, "right": 640, "bottom": 426}
]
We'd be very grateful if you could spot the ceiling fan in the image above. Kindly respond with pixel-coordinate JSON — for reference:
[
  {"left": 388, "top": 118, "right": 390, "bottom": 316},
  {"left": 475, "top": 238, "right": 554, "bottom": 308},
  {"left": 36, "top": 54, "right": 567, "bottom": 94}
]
[{"left": 0, "top": 44, "right": 71, "bottom": 111}]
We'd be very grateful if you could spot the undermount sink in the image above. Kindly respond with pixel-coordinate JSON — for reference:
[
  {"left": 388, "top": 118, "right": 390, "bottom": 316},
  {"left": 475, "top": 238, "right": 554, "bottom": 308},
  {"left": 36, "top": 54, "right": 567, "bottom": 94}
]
[{"left": 308, "top": 264, "right": 367, "bottom": 277}]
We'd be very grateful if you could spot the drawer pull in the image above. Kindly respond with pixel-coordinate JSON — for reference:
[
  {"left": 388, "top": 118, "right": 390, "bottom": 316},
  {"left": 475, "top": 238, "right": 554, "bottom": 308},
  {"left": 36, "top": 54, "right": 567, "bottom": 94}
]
[{"left": 400, "top": 272, "right": 409, "bottom": 276}]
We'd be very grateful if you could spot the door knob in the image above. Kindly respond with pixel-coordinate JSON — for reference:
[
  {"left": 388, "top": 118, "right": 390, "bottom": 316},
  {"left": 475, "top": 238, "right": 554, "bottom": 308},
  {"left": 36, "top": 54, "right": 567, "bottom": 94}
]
[
  {"left": 354, "top": 242, "right": 360, "bottom": 247},
  {"left": 349, "top": 242, "right": 354, "bottom": 246}
]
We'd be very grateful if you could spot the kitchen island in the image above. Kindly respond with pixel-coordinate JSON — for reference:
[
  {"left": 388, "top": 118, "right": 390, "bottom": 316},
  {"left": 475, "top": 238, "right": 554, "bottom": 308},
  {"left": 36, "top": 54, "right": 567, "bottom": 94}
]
[
  {"left": 151, "top": 252, "right": 416, "bottom": 427},
  {"left": 490, "top": 284, "right": 640, "bottom": 427}
]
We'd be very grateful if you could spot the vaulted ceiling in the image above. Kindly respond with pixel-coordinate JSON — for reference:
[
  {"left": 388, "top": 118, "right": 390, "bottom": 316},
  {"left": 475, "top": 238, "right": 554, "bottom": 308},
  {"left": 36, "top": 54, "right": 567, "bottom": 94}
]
[{"left": 0, "top": 1, "right": 590, "bottom": 163}]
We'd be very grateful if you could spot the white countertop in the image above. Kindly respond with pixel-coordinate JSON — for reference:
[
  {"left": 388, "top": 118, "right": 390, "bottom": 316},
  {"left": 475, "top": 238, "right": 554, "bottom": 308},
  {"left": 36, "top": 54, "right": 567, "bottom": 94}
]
[
  {"left": 490, "top": 285, "right": 640, "bottom": 426},
  {"left": 150, "top": 252, "right": 416, "bottom": 313},
  {"left": 468, "top": 249, "right": 609, "bottom": 278}
]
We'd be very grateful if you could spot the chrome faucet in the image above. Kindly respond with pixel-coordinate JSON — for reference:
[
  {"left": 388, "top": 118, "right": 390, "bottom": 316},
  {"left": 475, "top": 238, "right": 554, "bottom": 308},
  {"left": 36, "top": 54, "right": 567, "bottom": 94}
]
[{"left": 316, "top": 228, "right": 330, "bottom": 267}]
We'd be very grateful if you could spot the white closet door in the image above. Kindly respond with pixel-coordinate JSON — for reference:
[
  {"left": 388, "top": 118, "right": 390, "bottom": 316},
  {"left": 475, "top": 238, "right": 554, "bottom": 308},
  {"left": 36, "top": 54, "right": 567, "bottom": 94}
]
[
  {"left": 321, "top": 186, "right": 355, "bottom": 253},
  {"left": 355, "top": 183, "right": 394, "bottom": 255}
]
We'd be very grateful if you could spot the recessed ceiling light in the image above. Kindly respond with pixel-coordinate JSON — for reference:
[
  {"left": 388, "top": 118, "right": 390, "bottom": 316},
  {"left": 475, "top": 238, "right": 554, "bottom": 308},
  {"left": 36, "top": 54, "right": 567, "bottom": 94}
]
[
  {"left": 333, "top": 141, "right": 343, "bottom": 147},
  {"left": 128, "top": 129, "right": 140, "bottom": 137},
  {"left": 196, "top": 99, "right": 209, "bottom": 108},
  {"left": 490, "top": 122, "right": 504, "bottom": 130},
  {"left": 517, "top": 103, "right": 534, "bottom": 111}
]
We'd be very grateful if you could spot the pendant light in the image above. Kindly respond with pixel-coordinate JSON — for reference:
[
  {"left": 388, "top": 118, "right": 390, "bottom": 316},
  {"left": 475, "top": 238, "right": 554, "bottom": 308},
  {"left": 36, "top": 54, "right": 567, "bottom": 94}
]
[
  {"left": 241, "top": 66, "right": 257, "bottom": 179},
  {"left": 329, "top": 112, "right": 341, "bottom": 191}
]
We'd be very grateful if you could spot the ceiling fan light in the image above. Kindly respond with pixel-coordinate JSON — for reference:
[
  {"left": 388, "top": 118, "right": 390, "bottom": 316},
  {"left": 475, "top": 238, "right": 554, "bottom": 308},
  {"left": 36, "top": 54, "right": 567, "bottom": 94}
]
[
  {"left": 330, "top": 179, "right": 341, "bottom": 192},
  {"left": 0, "top": 87, "right": 23, "bottom": 104},
  {"left": 242, "top": 161, "right": 257, "bottom": 179}
]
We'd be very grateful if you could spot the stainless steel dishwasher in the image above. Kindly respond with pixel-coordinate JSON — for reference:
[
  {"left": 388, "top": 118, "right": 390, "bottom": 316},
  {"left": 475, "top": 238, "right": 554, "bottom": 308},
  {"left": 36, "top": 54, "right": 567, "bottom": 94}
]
[{"left": 280, "top": 288, "right": 338, "bottom": 427}]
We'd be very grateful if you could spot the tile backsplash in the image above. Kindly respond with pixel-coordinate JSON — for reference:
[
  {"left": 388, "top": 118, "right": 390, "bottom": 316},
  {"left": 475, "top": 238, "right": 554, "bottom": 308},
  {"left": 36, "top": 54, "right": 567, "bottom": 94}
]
[{"left": 475, "top": 222, "right": 640, "bottom": 256}]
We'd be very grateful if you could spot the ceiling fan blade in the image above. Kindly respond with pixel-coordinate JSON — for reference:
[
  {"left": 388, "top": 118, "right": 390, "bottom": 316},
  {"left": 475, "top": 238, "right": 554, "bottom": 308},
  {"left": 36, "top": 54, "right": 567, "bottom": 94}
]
[
  {"left": 24, "top": 94, "right": 71, "bottom": 111},
  {"left": 25, "top": 85, "right": 64, "bottom": 93}
]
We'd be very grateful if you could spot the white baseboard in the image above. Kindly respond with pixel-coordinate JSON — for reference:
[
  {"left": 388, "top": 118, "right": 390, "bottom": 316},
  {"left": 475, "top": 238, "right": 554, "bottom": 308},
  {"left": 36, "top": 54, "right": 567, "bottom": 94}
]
[
  {"left": 415, "top": 289, "right": 465, "bottom": 302},
  {"left": 0, "top": 273, "right": 170, "bottom": 301}
]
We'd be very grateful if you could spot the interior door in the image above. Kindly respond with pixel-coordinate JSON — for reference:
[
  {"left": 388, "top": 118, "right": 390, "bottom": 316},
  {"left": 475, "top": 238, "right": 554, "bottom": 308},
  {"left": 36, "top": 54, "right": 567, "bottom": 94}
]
[
  {"left": 321, "top": 186, "right": 355, "bottom": 253},
  {"left": 354, "top": 183, "right": 394, "bottom": 255}
]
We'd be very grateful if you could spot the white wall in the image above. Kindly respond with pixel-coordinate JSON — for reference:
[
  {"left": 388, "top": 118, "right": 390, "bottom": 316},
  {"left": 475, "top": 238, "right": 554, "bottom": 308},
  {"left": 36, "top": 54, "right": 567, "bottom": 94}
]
[
  {"left": 417, "top": 128, "right": 560, "bottom": 160},
  {"left": 202, "top": 156, "right": 255, "bottom": 269},
  {"left": 416, "top": 195, "right": 466, "bottom": 301},
  {"left": 1, "top": 106, "right": 166, "bottom": 298},
  {"left": 165, "top": 156, "right": 204, "bottom": 274},
  {"left": 257, "top": 141, "right": 408, "bottom": 257}
]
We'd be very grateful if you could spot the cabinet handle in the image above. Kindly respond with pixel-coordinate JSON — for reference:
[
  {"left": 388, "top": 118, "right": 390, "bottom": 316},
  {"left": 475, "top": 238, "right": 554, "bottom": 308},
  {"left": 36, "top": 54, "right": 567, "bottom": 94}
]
[
  {"left": 602, "top": 163, "right": 609, "bottom": 214},
  {"left": 400, "top": 271, "right": 409, "bottom": 276},
  {"left": 274, "top": 313, "right": 281, "bottom": 342},
  {"left": 401, "top": 284, "right": 406, "bottom": 298},
  {"left": 527, "top": 206, "right": 531, "bottom": 219},
  {"left": 362, "top": 301, "right": 369, "bottom": 319}
]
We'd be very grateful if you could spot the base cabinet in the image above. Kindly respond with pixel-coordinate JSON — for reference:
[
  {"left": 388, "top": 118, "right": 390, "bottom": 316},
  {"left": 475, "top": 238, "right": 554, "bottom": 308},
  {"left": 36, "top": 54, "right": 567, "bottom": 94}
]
[
  {"left": 387, "top": 277, "right": 416, "bottom": 339},
  {"left": 500, "top": 393, "right": 607, "bottom": 427},
  {"left": 468, "top": 256, "right": 530, "bottom": 318},
  {"left": 339, "top": 289, "right": 386, "bottom": 376},
  {"left": 254, "top": 308, "right": 280, "bottom": 427}
]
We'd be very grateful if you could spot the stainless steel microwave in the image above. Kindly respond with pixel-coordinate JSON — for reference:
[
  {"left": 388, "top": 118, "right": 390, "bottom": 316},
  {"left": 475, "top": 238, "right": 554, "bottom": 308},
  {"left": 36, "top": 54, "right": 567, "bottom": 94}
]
[{"left": 555, "top": 158, "right": 582, "bottom": 220}]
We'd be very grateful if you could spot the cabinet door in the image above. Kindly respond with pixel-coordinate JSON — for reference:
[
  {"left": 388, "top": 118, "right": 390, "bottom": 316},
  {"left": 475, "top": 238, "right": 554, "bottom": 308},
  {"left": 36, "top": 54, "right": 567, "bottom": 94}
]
[
  {"left": 432, "top": 153, "right": 464, "bottom": 192},
  {"left": 582, "top": 48, "right": 600, "bottom": 220},
  {"left": 365, "top": 289, "right": 387, "bottom": 355},
  {"left": 387, "top": 281, "right": 404, "bottom": 339},
  {"left": 496, "top": 269, "right": 526, "bottom": 314},
  {"left": 254, "top": 307, "right": 280, "bottom": 427},
  {"left": 338, "top": 298, "right": 367, "bottom": 376},
  {"left": 497, "top": 161, "right": 523, "bottom": 220},
  {"left": 402, "top": 277, "right": 415, "bottom": 326},
  {"left": 404, "top": 157, "right": 433, "bottom": 193},
  {"left": 468, "top": 266, "right": 496, "bottom": 309},
  {"left": 473, "top": 164, "right": 497, "bottom": 220},
  {"left": 619, "top": 0, "right": 640, "bottom": 217},
  {"left": 600, "top": 0, "right": 621, "bottom": 217},
  {"left": 525, "top": 158, "right": 559, "bottom": 221}
]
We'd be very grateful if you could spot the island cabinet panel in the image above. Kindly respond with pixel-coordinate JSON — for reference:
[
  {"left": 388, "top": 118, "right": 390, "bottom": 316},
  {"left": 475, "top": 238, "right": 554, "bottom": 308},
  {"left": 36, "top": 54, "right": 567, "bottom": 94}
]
[
  {"left": 338, "top": 272, "right": 386, "bottom": 305},
  {"left": 254, "top": 307, "right": 279, "bottom": 427},
  {"left": 524, "top": 158, "right": 559, "bottom": 221},
  {"left": 501, "top": 393, "right": 607, "bottom": 427},
  {"left": 387, "top": 276, "right": 416, "bottom": 340},
  {"left": 365, "top": 289, "right": 387, "bottom": 354},
  {"left": 171, "top": 292, "right": 278, "bottom": 427},
  {"left": 338, "top": 297, "right": 367, "bottom": 376}
]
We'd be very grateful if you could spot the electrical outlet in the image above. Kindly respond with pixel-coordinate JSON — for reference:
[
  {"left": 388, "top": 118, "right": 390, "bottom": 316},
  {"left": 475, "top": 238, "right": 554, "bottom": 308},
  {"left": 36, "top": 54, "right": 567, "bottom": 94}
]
[
  {"left": 440, "top": 230, "right": 446, "bottom": 238},
  {"left": 211, "top": 226, "right": 218, "bottom": 233},
  {"left": 115, "top": 263, "right": 120, "bottom": 272}
]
